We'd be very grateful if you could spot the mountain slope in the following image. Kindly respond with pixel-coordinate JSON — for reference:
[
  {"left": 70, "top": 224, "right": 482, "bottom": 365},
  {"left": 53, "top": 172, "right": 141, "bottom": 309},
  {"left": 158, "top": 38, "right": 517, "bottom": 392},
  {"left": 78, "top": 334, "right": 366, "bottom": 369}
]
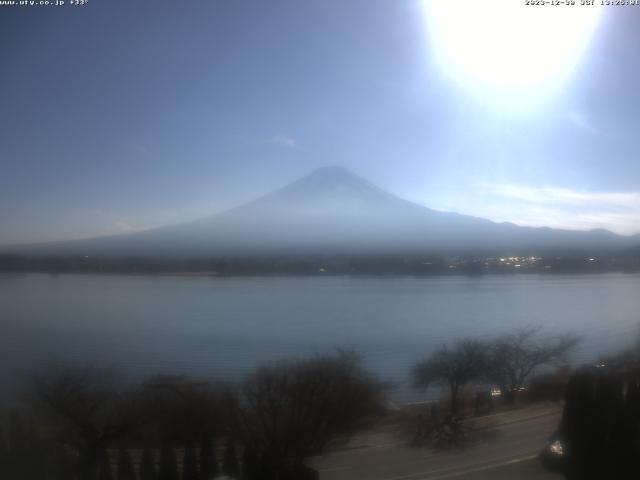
[{"left": 4, "top": 166, "right": 638, "bottom": 257}]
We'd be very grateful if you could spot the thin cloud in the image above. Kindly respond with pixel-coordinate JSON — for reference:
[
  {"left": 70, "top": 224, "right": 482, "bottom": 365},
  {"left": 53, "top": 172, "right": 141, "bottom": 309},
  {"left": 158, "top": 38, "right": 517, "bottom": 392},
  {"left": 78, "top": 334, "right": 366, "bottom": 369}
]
[
  {"left": 489, "top": 184, "right": 640, "bottom": 209},
  {"left": 477, "top": 183, "right": 640, "bottom": 235},
  {"left": 230, "top": 132, "right": 299, "bottom": 148},
  {"left": 270, "top": 133, "right": 297, "bottom": 148},
  {"left": 108, "top": 222, "right": 146, "bottom": 235}
]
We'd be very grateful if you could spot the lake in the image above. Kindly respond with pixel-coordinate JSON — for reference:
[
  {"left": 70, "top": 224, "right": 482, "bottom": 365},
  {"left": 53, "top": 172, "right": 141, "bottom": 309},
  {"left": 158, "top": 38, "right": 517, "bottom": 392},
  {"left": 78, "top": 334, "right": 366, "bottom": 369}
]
[{"left": 1, "top": 272, "right": 638, "bottom": 402}]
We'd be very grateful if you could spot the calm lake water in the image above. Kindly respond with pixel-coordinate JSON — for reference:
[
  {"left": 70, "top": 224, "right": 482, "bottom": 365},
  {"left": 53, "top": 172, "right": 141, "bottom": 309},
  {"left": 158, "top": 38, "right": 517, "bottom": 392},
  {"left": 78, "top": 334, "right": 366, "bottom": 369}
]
[{"left": 1, "top": 272, "right": 639, "bottom": 402}]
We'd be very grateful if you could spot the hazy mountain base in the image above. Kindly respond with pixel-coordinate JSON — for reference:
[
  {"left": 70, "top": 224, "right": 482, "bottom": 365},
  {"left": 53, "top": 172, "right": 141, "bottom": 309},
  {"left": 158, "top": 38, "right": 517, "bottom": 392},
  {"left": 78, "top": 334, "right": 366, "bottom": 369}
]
[{"left": 3, "top": 167, "right": 639, "bottom": 263}]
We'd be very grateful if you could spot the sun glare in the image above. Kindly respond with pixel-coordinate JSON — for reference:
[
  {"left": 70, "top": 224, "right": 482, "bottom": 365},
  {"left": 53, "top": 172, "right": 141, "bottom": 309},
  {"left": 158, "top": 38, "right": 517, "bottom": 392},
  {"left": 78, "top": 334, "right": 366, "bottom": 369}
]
[{"left": 422, "top": 1, "right": 602, "bottom": 107}]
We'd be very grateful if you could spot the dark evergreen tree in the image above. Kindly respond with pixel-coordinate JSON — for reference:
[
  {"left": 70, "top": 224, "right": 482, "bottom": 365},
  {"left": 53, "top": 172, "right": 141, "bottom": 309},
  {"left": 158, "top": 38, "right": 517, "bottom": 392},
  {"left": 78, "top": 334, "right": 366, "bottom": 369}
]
[
  {"left": 222, "top": 438, "right": 239, "bottom": 478},
  {"left": 8, "top": 411, "right": 27, "bottom": 479},
  {"left": 48, "top": 445, "right": 77, "bottom": 480},
  {"left": 182, "top": 441, "right": 198, "bottom": 480},
  {"left": 25, "top": 420, "right": 47, "bottom": 480},
  {"left": 139, "top": 448, "right": 157, "bottom": 480},
  {"left": 241, "top": 446, "right": 262, "bottom": 480},
  {"left": 98, "top": 452, "right": 114, "bottom": 480},
  {"left": 8, "top": 411, "right": 27, "bottom": 454},
  {"left": 158, "top": 444, "right": 178, "bottom": 480},
  {"left": 560, "top": 366, "right": 640, "bottom": 479},
  {"left": 0, "top": 427, "right": 9, "bottom": 480},
  {"left": 117, "top": 446, "right": 135, "bottom": 480},
  {"left": 199, "top": 434, "right": 217, "bottom": 480}
]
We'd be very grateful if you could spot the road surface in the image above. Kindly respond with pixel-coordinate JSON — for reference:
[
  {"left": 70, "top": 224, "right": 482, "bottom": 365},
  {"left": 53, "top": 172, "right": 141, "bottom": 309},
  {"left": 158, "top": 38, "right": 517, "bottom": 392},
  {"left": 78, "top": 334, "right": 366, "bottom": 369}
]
[{"left": 310, "top": 405, "right": 564, "bottom": 480}]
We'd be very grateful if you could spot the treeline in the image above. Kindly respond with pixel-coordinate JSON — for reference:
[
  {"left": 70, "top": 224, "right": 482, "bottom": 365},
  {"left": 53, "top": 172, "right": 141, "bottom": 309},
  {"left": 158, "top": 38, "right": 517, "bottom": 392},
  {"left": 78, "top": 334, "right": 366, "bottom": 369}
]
[
  {"left": 2, "top": 330, "right": 638, "bottom": 479},
  {"left": 0, "top": 351, "right": 384, "bottom": 480},
  {"left": 1, "top": 253, "right": 638, "bottom": 275}
]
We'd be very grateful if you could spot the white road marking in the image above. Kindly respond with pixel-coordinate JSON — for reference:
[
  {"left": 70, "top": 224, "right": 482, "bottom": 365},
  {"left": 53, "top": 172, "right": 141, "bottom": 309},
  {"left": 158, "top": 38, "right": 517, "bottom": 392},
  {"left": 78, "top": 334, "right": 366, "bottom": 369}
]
[
  {"left": 382, "top": 453, "right": 539, "bottom": 480},
  {"left": 319, "top": 465, "right": 354, "bottom": 472},
  {"left": 421, "top": 454, "right": 539, "bottom": 480}
]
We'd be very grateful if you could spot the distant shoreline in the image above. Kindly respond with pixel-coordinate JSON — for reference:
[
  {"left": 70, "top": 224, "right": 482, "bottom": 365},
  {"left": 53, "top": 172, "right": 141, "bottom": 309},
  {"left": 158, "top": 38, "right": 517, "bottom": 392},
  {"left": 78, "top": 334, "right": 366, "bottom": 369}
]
[
  {"left": 1, "top": 252, "right": 639, "bottom": 276},
  {"left": 1, "top": 268, "right": 639, "bottom": 278}
]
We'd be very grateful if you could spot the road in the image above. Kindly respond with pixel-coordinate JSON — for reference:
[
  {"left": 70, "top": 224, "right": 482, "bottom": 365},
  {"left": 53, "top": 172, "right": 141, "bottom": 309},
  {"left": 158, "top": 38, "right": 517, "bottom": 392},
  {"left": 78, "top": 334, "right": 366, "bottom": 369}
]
[{"left": 309, "top": 405, "right": 564, "bottom": 480}]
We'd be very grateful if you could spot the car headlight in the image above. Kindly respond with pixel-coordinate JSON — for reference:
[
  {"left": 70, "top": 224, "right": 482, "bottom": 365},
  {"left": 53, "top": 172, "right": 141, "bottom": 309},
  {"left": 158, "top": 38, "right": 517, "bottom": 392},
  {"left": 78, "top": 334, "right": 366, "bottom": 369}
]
[{"left": 549, "top": 439, "right": 564, "bottom": 456}]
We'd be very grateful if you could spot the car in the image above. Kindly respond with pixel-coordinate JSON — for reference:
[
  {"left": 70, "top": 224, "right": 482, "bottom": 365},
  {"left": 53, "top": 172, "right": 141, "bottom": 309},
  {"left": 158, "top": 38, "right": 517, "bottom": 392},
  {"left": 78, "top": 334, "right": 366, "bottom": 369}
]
[{"left": 539, "top": 432, "right": 567, "bottom": 473}]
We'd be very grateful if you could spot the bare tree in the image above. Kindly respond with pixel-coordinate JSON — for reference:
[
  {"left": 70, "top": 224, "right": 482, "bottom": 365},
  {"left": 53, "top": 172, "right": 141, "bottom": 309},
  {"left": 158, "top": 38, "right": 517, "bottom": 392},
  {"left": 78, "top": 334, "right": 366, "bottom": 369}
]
[
  {"left": 487, "top": 327, "right": 580, "bottom": 404},
  {"left": 141, "top": 375, "right": 227, "bottom": 445},
  {"left": 235, "top": 350, "right": 384, "bottom": 479},
  {"left": 30, "top": 366, "right": 146, "bottom": 480},
  {"left": 413, "top": 340, "right": 488, "bottom": 417}
]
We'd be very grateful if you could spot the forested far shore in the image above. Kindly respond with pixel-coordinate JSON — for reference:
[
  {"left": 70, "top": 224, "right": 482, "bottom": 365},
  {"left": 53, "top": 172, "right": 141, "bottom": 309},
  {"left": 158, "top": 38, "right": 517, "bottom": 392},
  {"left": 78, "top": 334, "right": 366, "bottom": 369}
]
[{"left": 0, "top": 253, "right": 639, "bottom": 275}]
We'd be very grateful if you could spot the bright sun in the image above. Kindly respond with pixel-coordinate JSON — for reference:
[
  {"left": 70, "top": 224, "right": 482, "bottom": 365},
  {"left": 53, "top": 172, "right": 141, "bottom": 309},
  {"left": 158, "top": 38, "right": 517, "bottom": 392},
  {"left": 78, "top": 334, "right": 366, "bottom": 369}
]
[{"left": 422, "top": 1, "right": 602, "bottom": 103}]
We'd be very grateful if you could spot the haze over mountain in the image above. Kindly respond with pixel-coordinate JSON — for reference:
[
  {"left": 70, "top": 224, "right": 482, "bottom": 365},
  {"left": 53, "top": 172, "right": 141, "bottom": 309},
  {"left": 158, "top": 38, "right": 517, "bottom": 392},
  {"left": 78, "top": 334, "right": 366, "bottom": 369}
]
[{"left": 4, "top": 166, "right": 639, "bottom": 258}]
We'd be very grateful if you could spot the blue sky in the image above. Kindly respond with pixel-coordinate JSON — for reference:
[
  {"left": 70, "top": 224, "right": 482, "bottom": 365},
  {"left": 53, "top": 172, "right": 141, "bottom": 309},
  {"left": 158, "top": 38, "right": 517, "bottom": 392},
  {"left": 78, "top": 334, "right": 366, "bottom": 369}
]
[{"left": 1, "top": 0, "right": 639, "bottom": 245}]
